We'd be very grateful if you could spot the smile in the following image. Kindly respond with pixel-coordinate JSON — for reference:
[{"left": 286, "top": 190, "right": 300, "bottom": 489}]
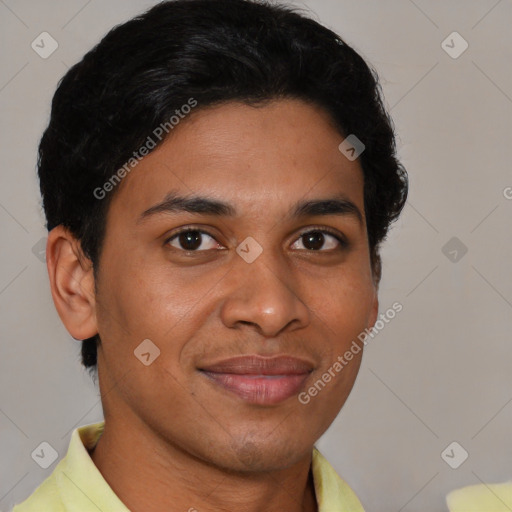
[{"left": 198, "top": 355, "right": 313, "bottom": 405}]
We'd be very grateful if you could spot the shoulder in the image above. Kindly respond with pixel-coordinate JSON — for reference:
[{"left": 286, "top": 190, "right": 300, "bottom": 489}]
[
  {"left": 12, "top": 461, "right": 65, "bottom": 512},
  {"left": 446, "top": 481, "right": 512, "bottom": 511},
  {"left": 11, "top": 422, "right": 105, "bottom": 512}
]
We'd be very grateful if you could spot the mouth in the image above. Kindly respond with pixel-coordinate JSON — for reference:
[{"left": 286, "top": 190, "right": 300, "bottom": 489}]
[{"left": 198, "top": 355, "right": 314, "bottom": 405}]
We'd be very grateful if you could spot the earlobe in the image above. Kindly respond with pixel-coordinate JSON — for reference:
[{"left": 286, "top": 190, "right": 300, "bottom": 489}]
[{"left": 46, "top": 226, "right": 98, "bottom": 341}]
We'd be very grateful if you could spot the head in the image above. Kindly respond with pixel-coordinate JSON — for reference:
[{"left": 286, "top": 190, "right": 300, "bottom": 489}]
[{"left": 42, "top": 0, "right": 407, "bottom": 472}]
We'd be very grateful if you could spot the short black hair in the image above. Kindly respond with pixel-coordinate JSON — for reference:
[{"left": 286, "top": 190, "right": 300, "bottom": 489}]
[{"left": 38, "top": 0, "right": 408, "bottom": 370}]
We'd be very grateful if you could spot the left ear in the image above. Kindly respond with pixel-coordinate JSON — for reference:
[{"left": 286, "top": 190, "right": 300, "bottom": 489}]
[
  {"left": 368, "top": 287, "right": 379, "bottom": 330},
  {"left": 367, "top": 250, "right": 380, "bottom": 329}
]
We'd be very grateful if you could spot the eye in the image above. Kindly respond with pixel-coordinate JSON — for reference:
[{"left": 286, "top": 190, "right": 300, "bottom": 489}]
[
  {"left": 291, "top": 229, "right": 346, "bottom": 251},
  {"left": 166, "top": 229, "right": 222, "bottom": 252}
]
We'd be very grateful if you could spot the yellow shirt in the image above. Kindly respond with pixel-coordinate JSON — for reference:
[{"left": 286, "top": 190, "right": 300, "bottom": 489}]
[
  {"left": 13, "top": 421, "right": 365, "bottom": 512},
  {"left": 446, "top": 481, "right": 512, "bottom": 511}
]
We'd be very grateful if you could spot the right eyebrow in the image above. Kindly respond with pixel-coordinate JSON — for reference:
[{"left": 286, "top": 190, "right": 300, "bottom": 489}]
[{"left": 138, "top": 192, "right": 236, "bottom": 223}]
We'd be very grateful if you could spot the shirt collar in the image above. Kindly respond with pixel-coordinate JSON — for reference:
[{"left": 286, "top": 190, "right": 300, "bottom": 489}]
[
  {"left": 446, "top": 481, "right": 512, "bottom": 511},
  {"left": 56, "top": 421, "right": 364, "bottom": 512},
  {"left": 56, "top": 422, "right": 129, "bottom": 512}
]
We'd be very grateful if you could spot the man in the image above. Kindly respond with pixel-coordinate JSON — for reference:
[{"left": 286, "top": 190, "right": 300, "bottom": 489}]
[{"left": 13, "top": 0, "right": 408, "bottom": 510}]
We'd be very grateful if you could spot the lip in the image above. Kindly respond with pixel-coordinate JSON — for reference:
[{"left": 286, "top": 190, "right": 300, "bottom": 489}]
[{"left": 198, "top": 355, "right": 314, "bottom": 405}]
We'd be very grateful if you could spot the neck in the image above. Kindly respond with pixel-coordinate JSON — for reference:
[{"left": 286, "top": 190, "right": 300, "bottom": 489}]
[{"left": 90, "top": 413, "right": 318, "bottom": 512}]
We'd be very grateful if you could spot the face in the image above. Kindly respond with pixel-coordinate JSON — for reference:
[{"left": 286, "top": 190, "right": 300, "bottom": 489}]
[{"left": 93, "top": 98, "right": 378, "bottom": 472}]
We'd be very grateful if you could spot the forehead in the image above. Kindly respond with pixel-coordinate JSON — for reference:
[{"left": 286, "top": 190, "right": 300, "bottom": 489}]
[{"left": 108, "top": 99, "right": 365, "bottom": 223}]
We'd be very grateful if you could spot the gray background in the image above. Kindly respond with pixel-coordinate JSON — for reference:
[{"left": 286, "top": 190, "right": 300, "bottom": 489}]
[{"left": 1, "top": 0, "right": 511, "bottom": 510}]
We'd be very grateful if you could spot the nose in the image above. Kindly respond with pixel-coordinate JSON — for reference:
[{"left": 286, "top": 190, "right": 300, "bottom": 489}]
[{"left": 219, "top": 249, "right": 311, "bottom": 338}]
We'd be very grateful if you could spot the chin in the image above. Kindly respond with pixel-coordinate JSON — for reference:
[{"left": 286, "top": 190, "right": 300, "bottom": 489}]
[{"left": 219, "top": 433, "right": 312, "bottom": 473}]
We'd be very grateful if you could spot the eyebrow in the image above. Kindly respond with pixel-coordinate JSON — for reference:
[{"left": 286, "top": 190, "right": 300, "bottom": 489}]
[{"left": 138, "top": 191, "right": 364, "bottom": 226}]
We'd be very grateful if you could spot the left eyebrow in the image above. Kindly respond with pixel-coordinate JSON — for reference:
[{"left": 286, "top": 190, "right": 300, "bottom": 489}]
[
  {"left": 138, "top": 191, "right": 364, "bottom": 227},
  {"left": 291, "top": 197, "right": 363, "bottom": 226}
]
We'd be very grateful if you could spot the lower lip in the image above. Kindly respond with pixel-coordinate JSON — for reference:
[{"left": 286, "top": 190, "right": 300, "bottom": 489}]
[{"left": 201, "top": 371, "right": 310, "bottom": 405}]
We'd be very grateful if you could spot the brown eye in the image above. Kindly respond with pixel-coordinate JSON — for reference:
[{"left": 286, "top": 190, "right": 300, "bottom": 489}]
[
  {"left": 291, "top": 229, "right": 345, "bottom": 251},
  {"left": 166, "top": 230, "right": 220, "bottom": 251},
  {"left": 302, "top": 231, "right": 325, "bottom": 250}
]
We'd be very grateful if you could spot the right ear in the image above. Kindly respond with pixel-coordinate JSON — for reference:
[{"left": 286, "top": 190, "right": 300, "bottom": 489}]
[{"left": 46, "top": 226, "right": 98, "bottom": 340}]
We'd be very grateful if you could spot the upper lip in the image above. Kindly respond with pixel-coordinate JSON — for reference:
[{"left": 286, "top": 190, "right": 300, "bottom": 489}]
[{"left": 198, "top": 355, "right": 314, "bottom": 376}]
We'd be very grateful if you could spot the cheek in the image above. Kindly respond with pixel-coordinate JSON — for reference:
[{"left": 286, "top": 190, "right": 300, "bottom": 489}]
[
  {"left": 96, "top": 257, "right": 222, "bottom": 379},
  {"left": 304, "top": 267, "right": 374, "bottom": 401},
  {"left": 311, "top": 270, "right": 375, "bottom": 336},
  {"left": 98, "top": 254, "right": 199, "bottom": 335},
  {"left": 297, "top": 352, "right": 362, "bottom": 437}
]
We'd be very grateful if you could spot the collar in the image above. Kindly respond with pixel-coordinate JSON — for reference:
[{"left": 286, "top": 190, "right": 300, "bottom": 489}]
[
  {"left": 446, "top": 481, "right": 512, "bottom": 511},
  {"left": 18, "top": 421, "right": 365, "bottom": 512}
]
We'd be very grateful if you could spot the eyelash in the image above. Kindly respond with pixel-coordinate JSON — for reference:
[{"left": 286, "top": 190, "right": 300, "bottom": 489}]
[
  {"left": 295, "top": 226, "right": 348, "bottom": 250},
  {"left": 164, "top": 225, "right": 348, "bottom": 253}
]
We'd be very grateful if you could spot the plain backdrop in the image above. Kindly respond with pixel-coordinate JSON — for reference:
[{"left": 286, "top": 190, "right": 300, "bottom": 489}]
[{"left": 1, "top": 1, "right": 511, "bottom": 510}]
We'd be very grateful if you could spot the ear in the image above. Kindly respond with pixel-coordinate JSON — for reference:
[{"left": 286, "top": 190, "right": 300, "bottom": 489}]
[
  {"left": 367, "top": 250, "right": 380, "bottom": 329},
  {"left": 46, "top": 226, "right": 98, "bottom": 340},
  {"left": 371, "top": 250, "right": 382, "bottom": 291},
  {"left": 368, "top": 286, "right": 379, "bottom": 330}
]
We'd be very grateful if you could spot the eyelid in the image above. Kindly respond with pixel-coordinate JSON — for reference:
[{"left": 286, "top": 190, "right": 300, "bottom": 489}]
[
  {"left": 294, "top": 225, "right": 348, "bottom": 247},
  {"left": 164, "top": 225, "right": 225, "bottom": 249}
]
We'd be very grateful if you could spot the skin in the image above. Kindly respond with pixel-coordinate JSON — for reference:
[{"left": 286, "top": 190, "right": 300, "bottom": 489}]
[{"left": 47, "top": 98, "right": 379, "bottom": 512}]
